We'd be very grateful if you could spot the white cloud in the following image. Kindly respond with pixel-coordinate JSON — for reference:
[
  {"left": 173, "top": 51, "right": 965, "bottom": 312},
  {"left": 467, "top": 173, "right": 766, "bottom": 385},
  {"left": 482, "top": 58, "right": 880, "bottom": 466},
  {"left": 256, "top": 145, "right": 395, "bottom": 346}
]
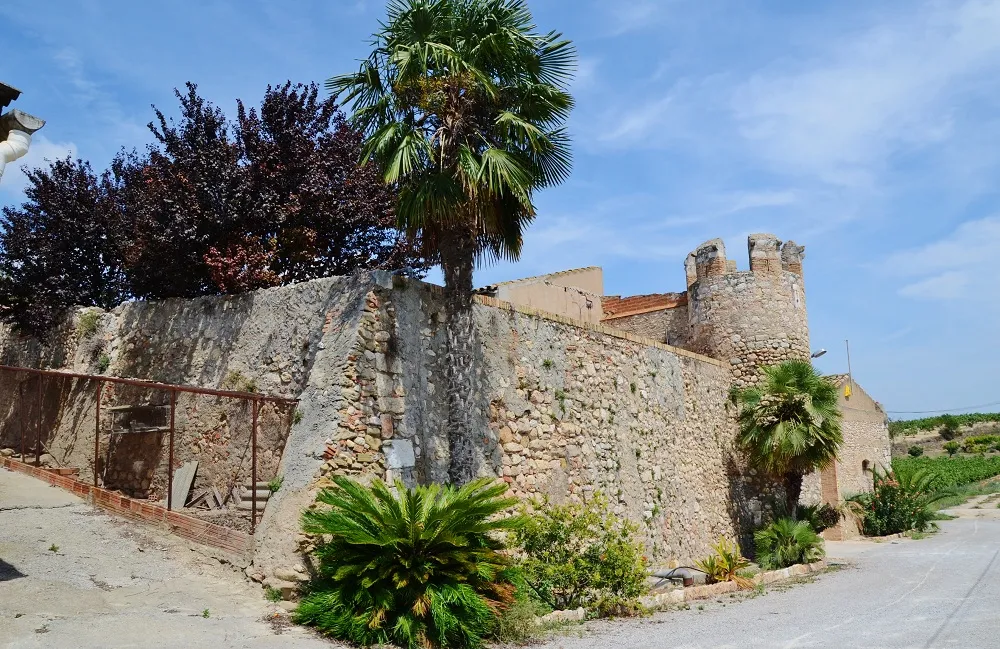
[
  {"left": 0, "top": 135, "right": 78, "bottom": 201},
  {"left": 605, "top": 1, "right": 664, "bottom": 36},
  {"left": 887, "top": 215, "right": 1000, "bottom": 299},
  {"left": 732, "top": 0, "right": 1000, "bottom": 187}
]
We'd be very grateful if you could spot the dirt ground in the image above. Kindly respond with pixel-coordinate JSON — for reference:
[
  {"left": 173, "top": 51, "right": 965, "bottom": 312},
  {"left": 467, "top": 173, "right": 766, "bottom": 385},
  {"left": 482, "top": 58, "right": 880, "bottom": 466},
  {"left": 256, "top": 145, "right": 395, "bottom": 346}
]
[{"left": 0, "top": 467, "right": 335, "bottom": 649}]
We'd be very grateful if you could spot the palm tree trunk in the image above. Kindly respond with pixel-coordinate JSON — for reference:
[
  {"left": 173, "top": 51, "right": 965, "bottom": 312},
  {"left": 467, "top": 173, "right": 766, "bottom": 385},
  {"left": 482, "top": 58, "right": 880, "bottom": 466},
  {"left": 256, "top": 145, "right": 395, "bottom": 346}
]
[
  {"left": 439, "top": 223, "right": 479, "bottom": 485},
  {"left": 784, "top": 471, "right": 804, "bottom": 519}
]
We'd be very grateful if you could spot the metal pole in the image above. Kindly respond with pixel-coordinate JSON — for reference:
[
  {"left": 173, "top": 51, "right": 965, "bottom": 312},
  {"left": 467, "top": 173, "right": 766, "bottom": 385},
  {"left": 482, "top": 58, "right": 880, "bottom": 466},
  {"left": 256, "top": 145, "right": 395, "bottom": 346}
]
[
  {"left": 35, "top": 375, "right": 42, "bottom": 466},
  {"left": 95, "top": 381, "right": 102, "bottom": 487},
  {"left": 167, "top": 390, "right": 176, "bottom": 511},
  {"left": 250, "top": 399, "right": 258, "bottom": 534},
  {"left": 251, "top": 399, "right": 258, "bottom": 534},
  {"left": 19, "top": 382, "right": 25, "bottom": 463},
  {"left": 845, "top": 339, "right": 853, "bottom": 390}
]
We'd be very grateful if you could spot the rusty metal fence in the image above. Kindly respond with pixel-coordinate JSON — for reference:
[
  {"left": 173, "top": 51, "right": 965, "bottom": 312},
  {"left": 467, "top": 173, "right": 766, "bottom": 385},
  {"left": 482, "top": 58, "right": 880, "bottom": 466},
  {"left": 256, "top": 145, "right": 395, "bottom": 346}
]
[{"left": 0, "top": 365, "right": 297, "bottom": 533}]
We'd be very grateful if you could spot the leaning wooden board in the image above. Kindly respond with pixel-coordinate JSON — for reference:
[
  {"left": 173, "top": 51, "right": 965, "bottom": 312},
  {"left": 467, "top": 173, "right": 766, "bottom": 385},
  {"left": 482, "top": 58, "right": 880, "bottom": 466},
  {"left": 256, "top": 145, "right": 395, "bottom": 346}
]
[{"left": 171, "top": 460, "right": 198, "bottom": 507}]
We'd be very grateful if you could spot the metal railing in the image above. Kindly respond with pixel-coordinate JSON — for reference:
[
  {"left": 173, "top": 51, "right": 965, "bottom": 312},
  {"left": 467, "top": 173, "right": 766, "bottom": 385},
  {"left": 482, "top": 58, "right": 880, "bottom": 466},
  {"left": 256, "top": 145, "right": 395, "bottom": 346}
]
[{"left": 0, "top": 364, "right": 297, "bottom": 533}]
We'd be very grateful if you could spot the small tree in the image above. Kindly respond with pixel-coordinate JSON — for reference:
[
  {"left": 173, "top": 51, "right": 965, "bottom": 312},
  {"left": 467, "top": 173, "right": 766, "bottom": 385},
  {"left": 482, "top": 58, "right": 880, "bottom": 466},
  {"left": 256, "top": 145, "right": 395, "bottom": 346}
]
[
  {"left": 943, "top": 441, "right": 960, "bottom": 456},
  {"left": 939, "top": 414, "right": 960, "bottom": 441},
  {"left": 330, "top": 0, "right": 575, "bottom": 483},
  {"left": 908, "top": 445, "right": 924, "bottom": 457},
  {"left": 0, "top": 158, "right": 127, "bottom": 336},
  {"left": 732, "top": 360, "right": 843, "bottom": 517}
]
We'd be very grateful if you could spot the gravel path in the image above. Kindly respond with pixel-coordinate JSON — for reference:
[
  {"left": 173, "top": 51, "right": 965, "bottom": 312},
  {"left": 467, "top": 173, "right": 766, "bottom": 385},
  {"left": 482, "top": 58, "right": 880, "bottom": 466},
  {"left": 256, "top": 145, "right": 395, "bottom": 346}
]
[
  {"left": 0, "top": 467, "right": 334, "bottom": 649},
  {"left": 535, "top": 517, "right": 1000, "bottom": 649}
]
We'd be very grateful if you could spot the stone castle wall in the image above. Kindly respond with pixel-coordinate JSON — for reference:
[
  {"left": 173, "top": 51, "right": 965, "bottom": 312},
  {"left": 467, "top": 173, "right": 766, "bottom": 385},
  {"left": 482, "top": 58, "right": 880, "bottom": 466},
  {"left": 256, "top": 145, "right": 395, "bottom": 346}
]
[{"left": 603, "top": 305, "right": 690, "bottom": 348}]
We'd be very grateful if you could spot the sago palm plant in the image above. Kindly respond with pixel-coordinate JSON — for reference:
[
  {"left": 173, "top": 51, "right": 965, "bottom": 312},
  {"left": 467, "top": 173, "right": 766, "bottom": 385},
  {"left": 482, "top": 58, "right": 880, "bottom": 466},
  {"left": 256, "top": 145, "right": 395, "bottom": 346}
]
[
  {"left": 329, "top": 0, "right": 575, "bottom": 483},
  {"left": 732, "top": 360, "right": 843, "bottom": 516},
  {"left": 754, "top": 518, "right": 825, "bottom": 570},
  {"left": 294, "top": 476, "right": 523, "bottom": 648}
]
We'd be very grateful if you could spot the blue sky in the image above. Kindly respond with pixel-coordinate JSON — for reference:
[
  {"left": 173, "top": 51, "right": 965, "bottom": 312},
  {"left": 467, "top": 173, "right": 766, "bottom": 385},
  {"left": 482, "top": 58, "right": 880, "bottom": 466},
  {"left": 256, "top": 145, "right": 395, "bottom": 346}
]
[{"left": 2, "top": 0, "right": 1000, "bottom": 416}]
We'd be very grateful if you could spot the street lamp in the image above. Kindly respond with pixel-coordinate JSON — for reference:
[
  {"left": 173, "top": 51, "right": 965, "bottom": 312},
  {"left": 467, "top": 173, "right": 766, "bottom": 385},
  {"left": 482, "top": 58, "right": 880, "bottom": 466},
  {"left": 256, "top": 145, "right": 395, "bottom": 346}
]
[{"left": 810, "top": 349, "right": 827, "bottom": 358}]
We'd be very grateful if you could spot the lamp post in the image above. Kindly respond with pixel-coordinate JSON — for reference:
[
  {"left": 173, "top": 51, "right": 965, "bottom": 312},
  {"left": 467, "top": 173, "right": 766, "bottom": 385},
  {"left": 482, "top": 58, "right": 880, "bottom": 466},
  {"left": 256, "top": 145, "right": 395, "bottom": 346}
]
[{"left": 0, "top": 81, "right": 45, "bottom": 184}]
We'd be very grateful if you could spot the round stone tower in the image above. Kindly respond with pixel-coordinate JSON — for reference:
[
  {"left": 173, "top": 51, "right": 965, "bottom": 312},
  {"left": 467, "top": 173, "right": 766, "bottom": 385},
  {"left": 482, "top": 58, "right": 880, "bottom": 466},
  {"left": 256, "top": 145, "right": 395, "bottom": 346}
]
[{"left": 685, "top": 234, "right": 809, "bottom": 388}]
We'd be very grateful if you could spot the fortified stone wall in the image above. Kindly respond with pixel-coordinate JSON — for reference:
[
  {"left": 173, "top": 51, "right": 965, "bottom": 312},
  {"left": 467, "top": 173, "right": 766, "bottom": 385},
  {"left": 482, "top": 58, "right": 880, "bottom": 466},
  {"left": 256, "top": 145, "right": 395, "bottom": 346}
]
[
  {"left": 603, "top": 305, "right": 690, "bottom": 348},
  {"left": 686, "top": 235, "right": 810, "bottom": 387}
]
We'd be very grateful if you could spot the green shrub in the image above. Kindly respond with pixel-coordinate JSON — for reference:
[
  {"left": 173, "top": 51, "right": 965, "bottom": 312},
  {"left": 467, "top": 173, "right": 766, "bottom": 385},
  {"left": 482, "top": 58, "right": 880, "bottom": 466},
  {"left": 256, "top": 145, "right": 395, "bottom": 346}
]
[
  {"left": 294, "top": 477, "right": 522, "bottom": 649},
  {"left": 694, "top": 536, "right": 753, "bottom": 589},
  {"left": 267, "top": 476, "right": 283, "bottom": 493},
  {"left": 943, "top": 441, "right": 961, "bottom": 456},
  {"left": 515, "top": 495, "right": 648, "bottom": 616},
  {"left": 939, "top": 415, "right": 960, "bottom": 440},
  {"left": 797, "top": 503, "right": 841, "bottom": 532},
  {"left": 264, "top": 586, "right": 283, "bottom": 602},
  {"left": 96, "top": 353, "right": 111, "bottom": 374},
  {"left": 754, "top": 518, "right": 824, "bottom": 570},
  {"left": 488, "top": 596, "right": 542, "bottom": 644},
  {"left": 893, "top": 456, "right": 1000, "bottom": 487},
  {"left": 908, "top": 445, "right": 924, "bottom": 457},
  {"left": 846, "top": 467, "right": 953, "bottom": 536},
  {"left": 76, "top": 309, "right": 101, "bottom": 339}
]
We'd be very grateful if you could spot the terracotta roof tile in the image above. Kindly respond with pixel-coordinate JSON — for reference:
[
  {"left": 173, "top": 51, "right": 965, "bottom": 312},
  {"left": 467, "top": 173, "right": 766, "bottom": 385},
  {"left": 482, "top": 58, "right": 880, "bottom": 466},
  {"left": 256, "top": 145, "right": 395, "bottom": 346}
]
[{"left": 602, "top": 292, "right": 687, "bottom": 320}]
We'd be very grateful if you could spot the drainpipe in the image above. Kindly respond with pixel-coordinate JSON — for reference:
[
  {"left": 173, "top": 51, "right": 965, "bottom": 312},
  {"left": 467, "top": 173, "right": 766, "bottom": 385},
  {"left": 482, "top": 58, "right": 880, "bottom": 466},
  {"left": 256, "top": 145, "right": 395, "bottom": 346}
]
[{"left": 0, "top": 109, "right": 46, "bottom": 182}]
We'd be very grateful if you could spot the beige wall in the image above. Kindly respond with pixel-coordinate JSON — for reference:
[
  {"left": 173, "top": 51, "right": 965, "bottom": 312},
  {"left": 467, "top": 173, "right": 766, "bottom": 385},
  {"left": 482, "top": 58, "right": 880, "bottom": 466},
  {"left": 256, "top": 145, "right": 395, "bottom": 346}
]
[
  {"left": 494, "top": 267, "right": 604, "bottom": 325},
  {"left": 801, "top": 378, "right": 891, "bottom": 539}
]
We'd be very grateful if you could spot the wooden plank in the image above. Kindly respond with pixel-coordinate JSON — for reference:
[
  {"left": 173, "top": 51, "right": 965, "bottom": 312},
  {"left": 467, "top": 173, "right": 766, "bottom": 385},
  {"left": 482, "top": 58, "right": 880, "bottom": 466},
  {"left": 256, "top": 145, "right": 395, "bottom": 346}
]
[
  {"left": 171, "top": 461, "right": 198, "bottom": 508},
  {"left": 211, "top": 487, "right": 225, "bottom": 509}
]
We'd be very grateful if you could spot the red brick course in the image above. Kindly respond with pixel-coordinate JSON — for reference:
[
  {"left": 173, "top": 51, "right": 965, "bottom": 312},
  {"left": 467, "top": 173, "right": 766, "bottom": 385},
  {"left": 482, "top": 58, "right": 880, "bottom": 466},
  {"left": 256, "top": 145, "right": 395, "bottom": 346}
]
[{"left": 1, "top": 457, "right": 251, "bottom": 555}]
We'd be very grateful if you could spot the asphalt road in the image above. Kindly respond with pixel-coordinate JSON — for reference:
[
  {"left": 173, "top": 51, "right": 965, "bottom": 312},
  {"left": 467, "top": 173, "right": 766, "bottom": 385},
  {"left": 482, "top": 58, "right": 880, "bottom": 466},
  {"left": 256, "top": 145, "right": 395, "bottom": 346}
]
[
  {"left": 538, "top": 517, "right": 1000, "bottom": 649},
  {"left": 3, "top": 465, "right": 999, "bottom": 648}
]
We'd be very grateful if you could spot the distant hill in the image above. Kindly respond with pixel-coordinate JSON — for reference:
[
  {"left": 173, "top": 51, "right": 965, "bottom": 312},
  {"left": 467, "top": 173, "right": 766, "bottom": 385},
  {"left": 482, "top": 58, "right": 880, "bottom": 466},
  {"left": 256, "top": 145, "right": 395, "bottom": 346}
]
[{"left": 889, "top": 412, "right": 1000, "bottom": 437}]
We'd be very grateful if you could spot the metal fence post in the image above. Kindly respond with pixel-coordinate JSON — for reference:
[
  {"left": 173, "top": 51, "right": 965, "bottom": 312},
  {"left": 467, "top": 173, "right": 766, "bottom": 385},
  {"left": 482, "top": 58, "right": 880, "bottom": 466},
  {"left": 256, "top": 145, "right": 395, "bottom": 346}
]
[
  {"left": 35, "top": 375, "right": 42, "bottom": 466},
  {"left": 95, "top": 381, "right": 103, "bottom": 487},
  {"left": 167, "top": 390, "right": 176, "bottom": 510},
  {"left": 251, "top": 398, "right": 258, "bottom": 534}
]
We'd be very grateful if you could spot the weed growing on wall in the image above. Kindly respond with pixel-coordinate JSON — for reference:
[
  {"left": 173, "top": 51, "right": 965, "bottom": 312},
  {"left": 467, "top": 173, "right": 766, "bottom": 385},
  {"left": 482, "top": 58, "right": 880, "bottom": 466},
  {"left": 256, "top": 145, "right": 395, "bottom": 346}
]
[{"left": 76, "top": 310, "right": 101, "bottom": 339}]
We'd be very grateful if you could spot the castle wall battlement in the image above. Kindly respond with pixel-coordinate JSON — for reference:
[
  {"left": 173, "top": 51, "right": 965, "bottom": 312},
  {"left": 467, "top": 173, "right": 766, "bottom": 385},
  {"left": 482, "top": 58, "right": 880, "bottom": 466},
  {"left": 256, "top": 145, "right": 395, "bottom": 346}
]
[{"left": 685, "top": 234, "right": 809, "bottom": 387}]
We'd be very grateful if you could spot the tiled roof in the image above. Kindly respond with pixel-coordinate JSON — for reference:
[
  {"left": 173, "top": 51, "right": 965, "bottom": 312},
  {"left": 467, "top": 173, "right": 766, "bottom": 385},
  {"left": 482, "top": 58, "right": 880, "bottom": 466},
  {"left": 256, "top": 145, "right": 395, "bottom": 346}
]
[
  {"left": 825, "top": 374, "right": 850, "bottom": 387},
  {"left": 602, "top": 292, "right": 687, "bottom": 320}
]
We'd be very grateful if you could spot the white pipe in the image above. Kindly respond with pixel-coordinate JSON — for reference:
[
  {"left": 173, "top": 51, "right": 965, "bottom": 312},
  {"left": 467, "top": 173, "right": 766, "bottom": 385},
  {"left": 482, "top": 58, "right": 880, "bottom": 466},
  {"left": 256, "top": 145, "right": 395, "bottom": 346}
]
[
  {"left": 0, "top": 128, "right": 32, "bottom": 180},
  {"left": 0, "top": 109, "right": 45, "bottom": 183}
]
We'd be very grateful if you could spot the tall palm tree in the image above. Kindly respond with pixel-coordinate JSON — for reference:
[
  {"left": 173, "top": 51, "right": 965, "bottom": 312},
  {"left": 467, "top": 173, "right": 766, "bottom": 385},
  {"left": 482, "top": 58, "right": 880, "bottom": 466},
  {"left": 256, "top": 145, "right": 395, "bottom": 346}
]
[
  {"left": 329, "top": 0, "right": 574, "bottom": 483},
  {"left": 731, "top": 360, "right": 843, "bottom": 516}
]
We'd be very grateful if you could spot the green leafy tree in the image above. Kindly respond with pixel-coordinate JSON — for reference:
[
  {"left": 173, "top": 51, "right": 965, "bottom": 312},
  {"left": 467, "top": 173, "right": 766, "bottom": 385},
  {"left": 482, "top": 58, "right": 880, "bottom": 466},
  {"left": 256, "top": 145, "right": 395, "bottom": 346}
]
[
  {"left": 329, "top": 0, "right": 574, "bottom": 482},
  {"left": 732, "top": 360, "right": 843, "bottom": 516},
  {"left": 294, "top": 477, "right": 522, "bottom": 649},
  {"left": 943, "top": 441, "right": 961, "bottom": 456}
]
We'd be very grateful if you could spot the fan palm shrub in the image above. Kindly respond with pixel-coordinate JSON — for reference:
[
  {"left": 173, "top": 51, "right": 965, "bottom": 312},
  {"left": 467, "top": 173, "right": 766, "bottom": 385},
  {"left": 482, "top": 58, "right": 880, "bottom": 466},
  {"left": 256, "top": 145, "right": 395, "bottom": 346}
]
[
  {"left": 754, "top": 518, "right": 825, "bottom": 570},
  {"left": 329, "top": 0, "right": 575, "bottom": 483},
  {"left": 294, "top": 477, "right": 523, "bottom": 648},
  {"left": 731, "top": 360, "right": 843, "bottom": 516},
  {"left": 845, "top": 466, "right": 953, "bottom": 536}
]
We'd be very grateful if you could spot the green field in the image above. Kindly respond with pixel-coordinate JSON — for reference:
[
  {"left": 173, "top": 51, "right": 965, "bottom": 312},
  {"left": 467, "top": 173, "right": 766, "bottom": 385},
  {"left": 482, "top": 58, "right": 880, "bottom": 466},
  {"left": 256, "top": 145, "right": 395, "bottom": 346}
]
[{"left": 892, "top": 455, "right": 1000, "bottom": 487}]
